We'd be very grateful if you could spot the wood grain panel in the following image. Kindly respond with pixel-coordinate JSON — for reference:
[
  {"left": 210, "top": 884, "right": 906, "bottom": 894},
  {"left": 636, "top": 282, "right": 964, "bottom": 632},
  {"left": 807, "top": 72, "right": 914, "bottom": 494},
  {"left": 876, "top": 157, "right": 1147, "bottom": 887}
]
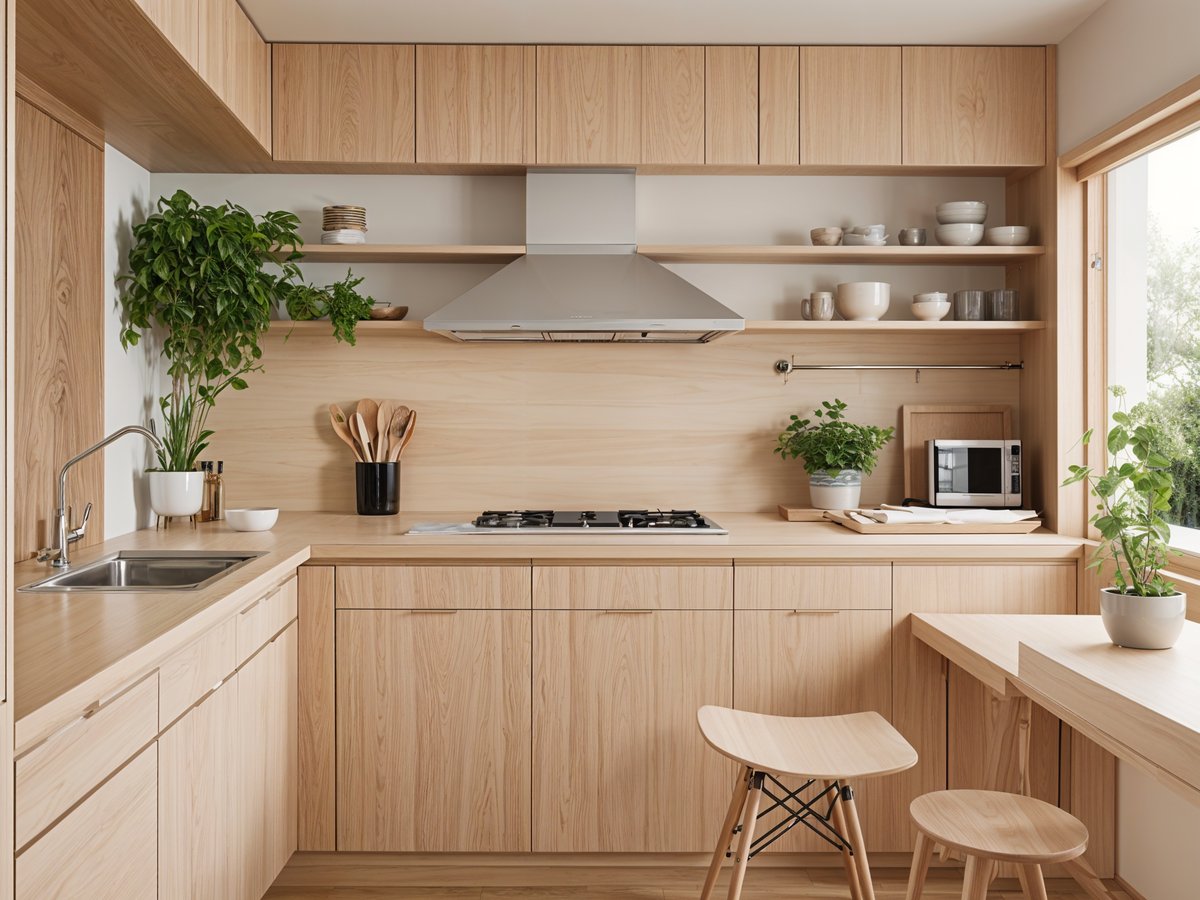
[
  {"left": 15, "top": 745, "right": 157, "bottom": 900},
  {"left": 734, "top": 564, "right": 891, "bottom": 610},
  {"left": 533, "top": 609, "right": 732, "bottom": 851},
  {"left": 705, "top": 46, "right": 758, "bottom": 164},
  {"left": 235, "top": 574, "right": 297, "bottom": 663},
  {"left": 298, "top": 566, "right": 336, "bottom": 851},
  {"left": 417, "top": 45, "right": 530, "bottom": 165},
  {"left": 274, "top": 43, "right": 415, "bottom": 163},
  {"left": 901, "top": 404, "right": 1012, "bottom": 504},
  {"left": 337, "top": 610, "right": 531, "bottom": 851},
  {"left": 734, "top": 609, "right": 897, "bottom": 850},
  {"left": 641, "top": 46, "right": 704, "bottom": 165},
  {"left": 534, "top": 564, "right": 732, "bottom": 610},
  {"left": 903, "top": 46, "right": 1046, "bottom": 167},
  {"left": 14, "top": 98, "right": 103, "bottom": 561},
  {"left": 158, "top": 616, "right": 236, "bottom": 727},
  {"left": 133, "top": 0, "right": 200, "bottom": 70},
  {"left": 759, "top": 46, "right": 799, "bottom": 165},
  {"left": 2, "top": 5, "right": 14, "bottom": 893},
  {"left": 337, "top": 564, "right": 531, "bottom": 610},
  {"left": 800, "top": 46, "right": 901, "bottom": 165},
  {"left": 536, "top": 45, "right": 640, "bottom": 164},
  {"left": 198, "top": 0, "right": 271, "bottom": 150}
]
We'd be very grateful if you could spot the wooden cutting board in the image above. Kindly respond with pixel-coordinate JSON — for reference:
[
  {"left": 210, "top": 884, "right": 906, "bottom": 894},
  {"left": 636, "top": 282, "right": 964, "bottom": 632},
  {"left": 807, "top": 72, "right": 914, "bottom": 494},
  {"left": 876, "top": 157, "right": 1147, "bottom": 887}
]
[
  {"left": 776, "top": 506, "right": 831, "bottom": 522},
  {"left": 901, "top": 404, "right": 1013, "bottom": 504},
  {"left": 825, "top": 511, "right": 1040, "bottom": 534}
]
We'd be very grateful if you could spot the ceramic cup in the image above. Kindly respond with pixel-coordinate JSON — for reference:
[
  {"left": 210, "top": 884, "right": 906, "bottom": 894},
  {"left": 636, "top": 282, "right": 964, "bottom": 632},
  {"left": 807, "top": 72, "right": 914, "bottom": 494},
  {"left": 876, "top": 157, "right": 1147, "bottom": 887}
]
[
  {"left": 898, "top": 227, "right": 927, "bottom": 246},
  {"left": 801, "top": 291, "right": 835, "bottom": 321}
]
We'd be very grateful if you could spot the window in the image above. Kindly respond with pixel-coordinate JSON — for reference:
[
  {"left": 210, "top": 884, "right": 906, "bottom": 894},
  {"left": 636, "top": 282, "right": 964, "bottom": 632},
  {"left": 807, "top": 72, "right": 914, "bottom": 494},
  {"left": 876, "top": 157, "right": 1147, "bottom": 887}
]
[{"left": 1107, "top": 126, "right": 1200, "bottom": 551}]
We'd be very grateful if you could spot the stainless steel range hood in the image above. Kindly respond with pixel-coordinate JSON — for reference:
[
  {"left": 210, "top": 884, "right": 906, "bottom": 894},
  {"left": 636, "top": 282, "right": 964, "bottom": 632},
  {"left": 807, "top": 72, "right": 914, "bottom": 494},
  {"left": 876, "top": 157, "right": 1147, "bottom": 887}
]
[{"left": 424, "top": 171, "right": 744, "bottom": 343}]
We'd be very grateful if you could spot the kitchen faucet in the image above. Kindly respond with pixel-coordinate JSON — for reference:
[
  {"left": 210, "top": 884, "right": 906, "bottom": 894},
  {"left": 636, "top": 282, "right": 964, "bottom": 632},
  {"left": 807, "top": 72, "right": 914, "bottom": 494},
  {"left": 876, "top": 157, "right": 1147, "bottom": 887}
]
[{"left": 38, "top": 425, "right": 164, "bottom": 568}]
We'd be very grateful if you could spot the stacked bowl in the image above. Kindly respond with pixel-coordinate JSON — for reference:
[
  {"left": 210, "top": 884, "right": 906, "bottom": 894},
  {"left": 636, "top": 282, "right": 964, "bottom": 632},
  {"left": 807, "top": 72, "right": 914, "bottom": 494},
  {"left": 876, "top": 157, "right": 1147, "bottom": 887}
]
[
  {"left": 934, "top": 201, "right": 986, "bottom": 246},
  {"left": 322, "top": 205, "right": 368, "bottom": 244}
]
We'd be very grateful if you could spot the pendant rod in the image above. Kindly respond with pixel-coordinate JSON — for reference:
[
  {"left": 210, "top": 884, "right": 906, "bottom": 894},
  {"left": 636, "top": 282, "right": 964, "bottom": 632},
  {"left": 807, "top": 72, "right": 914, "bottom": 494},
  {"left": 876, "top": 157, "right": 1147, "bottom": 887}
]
[{"left": 773, "top": 360, "right": 1023, "bottom": 376}]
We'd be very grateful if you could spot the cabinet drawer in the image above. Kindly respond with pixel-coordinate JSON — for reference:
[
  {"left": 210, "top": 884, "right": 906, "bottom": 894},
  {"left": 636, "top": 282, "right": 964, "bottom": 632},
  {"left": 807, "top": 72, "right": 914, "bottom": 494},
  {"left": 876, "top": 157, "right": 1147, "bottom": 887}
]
[
  {"left": 534, "top": 565, "right": 732, "bottom": 610},
  {"left": 159, "top": 616, "right": 237, "bottom": 726},
  {"left": 17, "top": 744, "right": 157, "bottom": 900},
  {"left": 336, "top": 564, "right": 531, "bottom": 609},
  {"left": 16, "top": 672, "right": 158, "bottom": 848},
  {"left": 237, "top": 576, "right": 298, "bottom": 663},
  {"left": 735, "top": 564, "right": 891, "bottom": 610}
]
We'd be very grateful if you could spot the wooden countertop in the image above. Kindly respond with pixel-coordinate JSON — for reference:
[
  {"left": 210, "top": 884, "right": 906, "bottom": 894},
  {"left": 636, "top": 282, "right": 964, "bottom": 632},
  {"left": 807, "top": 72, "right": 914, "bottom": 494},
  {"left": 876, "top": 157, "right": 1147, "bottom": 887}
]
[
  {"left": 913, "top": 613, "right": 1200, "bottom": 806},
  {"left": 13, "top": 512, "right": 1082, "bottom": 750}
]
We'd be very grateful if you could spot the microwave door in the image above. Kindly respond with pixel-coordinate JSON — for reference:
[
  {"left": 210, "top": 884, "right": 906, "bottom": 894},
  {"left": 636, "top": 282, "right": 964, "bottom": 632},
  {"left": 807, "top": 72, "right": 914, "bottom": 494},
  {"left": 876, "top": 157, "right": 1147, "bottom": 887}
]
[{"left": 935, "top": 445, "right": 1006, "bottom": 506}]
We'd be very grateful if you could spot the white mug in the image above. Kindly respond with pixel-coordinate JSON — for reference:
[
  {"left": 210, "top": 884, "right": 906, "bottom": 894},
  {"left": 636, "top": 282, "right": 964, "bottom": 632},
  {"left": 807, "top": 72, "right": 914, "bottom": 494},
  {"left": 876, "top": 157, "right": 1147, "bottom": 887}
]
[{"left": 802, "top": 292, "right": 835, "bottom": 321}]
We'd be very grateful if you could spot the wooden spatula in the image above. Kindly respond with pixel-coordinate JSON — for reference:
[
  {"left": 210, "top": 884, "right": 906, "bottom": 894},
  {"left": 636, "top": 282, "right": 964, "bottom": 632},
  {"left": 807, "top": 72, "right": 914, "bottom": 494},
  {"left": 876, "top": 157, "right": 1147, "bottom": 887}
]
[
  {"left": 375, "top": 399, "right": 397, "bottom": 461},
  {"left": 352, "top": 412, "right": 374, "bottom": 462},
  {"left": 356, "top": 398, "right": 380, "bottom": 458},
  {"left": 329, "top": 404, "right": 363, "bottom": 461}
]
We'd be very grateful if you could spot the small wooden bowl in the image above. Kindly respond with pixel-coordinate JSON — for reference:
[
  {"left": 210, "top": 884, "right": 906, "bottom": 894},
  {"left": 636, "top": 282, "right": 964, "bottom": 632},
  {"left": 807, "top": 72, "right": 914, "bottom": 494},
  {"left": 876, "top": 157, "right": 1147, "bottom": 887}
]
[{"left": 368, "top": 305, "right": 409, "bottom": 321}]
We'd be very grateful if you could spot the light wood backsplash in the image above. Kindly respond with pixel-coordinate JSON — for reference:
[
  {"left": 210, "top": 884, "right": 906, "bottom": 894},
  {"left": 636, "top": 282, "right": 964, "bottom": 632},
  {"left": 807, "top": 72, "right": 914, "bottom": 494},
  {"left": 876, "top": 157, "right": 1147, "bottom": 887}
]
[{"left": 204, "top": 330, "right": 1021, "bottom": 513}]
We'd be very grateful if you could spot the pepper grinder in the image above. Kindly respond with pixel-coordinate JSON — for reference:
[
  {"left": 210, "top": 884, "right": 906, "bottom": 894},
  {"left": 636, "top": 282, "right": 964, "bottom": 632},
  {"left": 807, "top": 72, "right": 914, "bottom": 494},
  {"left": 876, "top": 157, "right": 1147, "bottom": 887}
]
[{"left": 211, "top": 461, "right": 226, "bottom": 521}]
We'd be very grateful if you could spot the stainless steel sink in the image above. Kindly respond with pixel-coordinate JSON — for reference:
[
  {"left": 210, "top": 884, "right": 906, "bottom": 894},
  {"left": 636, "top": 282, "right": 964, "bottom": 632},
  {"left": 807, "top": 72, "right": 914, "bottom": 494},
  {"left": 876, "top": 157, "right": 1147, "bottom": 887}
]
[{"left": 20, "top": 551, "right": 264, "bottom": 593}]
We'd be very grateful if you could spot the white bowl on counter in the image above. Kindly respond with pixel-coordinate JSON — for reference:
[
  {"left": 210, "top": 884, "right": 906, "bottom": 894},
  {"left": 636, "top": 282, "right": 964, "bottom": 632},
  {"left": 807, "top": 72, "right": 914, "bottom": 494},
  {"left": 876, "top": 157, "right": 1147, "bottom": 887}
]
[
  {"left": 986, "top": 226, "right": 1031, "bottom": 246},
  {"left": 836, "top": 282, "right": 891, "bottom": 321},
  {"left": 936, "top": 201, "right": 988, "bottom": 224},
  {"left": 935, "top": 223, "right": 984, "bottom": 246},
  {"left": 226, "top": 507, "right": 279, "bottom": 532}
]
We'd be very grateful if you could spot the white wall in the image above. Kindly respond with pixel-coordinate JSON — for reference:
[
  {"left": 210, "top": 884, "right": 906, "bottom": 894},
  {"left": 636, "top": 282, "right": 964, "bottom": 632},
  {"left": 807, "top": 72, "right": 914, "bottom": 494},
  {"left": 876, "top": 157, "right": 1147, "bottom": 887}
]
[
  {"left": 1058, "top": 0, "right": 1200, "bottom": 152},
  {"left": 104, "top": 147, "right": 164, "bottom": 538}
]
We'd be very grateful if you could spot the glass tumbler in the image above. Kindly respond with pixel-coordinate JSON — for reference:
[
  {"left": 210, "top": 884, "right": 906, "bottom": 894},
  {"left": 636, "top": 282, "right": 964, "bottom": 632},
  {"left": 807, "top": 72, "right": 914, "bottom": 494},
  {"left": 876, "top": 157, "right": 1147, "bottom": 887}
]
[
  {"left": 953, "top": 290, "right": 985, "bottom": 321},
  {"left": 986, "top": 289, "right": 1019, "bottom": 321}
]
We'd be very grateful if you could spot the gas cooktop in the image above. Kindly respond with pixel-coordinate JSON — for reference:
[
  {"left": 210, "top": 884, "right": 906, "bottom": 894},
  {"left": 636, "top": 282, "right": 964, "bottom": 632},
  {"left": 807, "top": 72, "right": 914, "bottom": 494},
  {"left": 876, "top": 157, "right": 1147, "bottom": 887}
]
[{"left": 471, "top": 509, "right": 727, "bottom": 535}]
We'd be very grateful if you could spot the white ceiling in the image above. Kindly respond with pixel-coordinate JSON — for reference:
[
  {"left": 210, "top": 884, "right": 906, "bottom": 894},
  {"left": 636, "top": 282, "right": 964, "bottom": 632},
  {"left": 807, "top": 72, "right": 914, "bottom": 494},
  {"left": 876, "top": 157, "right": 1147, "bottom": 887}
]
[{"left": 241, "top": 0, "right": 1107, "bottom": 46}]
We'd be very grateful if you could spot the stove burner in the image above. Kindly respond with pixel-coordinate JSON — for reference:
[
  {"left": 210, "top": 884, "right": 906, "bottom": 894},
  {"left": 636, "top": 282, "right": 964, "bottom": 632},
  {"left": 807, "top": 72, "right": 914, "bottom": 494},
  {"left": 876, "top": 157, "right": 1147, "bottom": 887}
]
[
  {"left": 618, "top": 509, "right": 709, "bottom": 529},
  {"left": 475, "top": 510, "right": 553, "bottom": 529},
  {"left": 473, "top": 509, "right": 715, "bottom": 530}
]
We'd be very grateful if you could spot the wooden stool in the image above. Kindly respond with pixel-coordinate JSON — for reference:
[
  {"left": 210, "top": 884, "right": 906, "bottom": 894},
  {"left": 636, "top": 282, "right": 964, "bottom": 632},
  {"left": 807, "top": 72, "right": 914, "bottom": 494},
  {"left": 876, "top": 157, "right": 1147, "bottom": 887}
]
[
  {"left": 906, "top": 790, "right": 1090, "bottom": 900},
  {"left": 697, "top": 705, "right": 918, "bottom": 900}
]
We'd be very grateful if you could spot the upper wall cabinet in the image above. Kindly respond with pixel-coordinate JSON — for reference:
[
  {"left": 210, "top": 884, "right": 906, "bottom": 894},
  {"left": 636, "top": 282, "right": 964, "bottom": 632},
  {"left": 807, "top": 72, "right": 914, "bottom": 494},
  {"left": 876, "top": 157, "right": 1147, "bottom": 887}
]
[
  {"left": 416, "top": 45, "right": 534, "bottom": 165},
  {"left": 198, "top": 0, "right": 271, "bottom": 150},
  {"left": 903, "top": 46, "right": 1046, "bottom": 167},
  {"left": 536, "top": 45, "right": 641, "bottom": 165},
  {"left": 274, "top": 44, "right": 416, "bottom": 163},
  {"left": 641, "top": 46, "right": 705, "bottom": 165},
  {"left": 134, "top": 0, "right": 201, "bottom": 70},
  {"left": 705, "top": 46, "right": 758, "bottom": 165},
  {"left": 800, "top": 46, "right": 902, "bottom": 166},
  {"left": 759, "top": 46, "right": 800, "bottom": 165}
]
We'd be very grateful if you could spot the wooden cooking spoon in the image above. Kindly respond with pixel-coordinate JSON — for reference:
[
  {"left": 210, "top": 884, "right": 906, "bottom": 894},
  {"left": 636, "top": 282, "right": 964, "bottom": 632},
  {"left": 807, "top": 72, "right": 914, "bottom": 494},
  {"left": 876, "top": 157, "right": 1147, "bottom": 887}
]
[
  {"left": 385, "top": 405, "right": 411, "bottom": 461},
  {"left": 356, "top": 398, "right": 380, "bottom": 457},
  {"left": 375, "top": 399, "right": 397, "bottom": 461},
  {"left": 391, "top": 409, "right": 417, "bottom": 462},
  {"left": 352, "top": 412, "right": 374, "bottom": 462},
  {"left": 329, "top": 404, "right": 363, "bottom": 461}
]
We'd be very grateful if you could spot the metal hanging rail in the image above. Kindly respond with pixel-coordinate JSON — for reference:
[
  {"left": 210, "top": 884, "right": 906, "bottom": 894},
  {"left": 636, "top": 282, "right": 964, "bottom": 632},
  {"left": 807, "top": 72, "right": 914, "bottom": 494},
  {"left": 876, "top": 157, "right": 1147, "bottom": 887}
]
[{"left": 773, "top": 359, "right": 1024, "bottom": 383}]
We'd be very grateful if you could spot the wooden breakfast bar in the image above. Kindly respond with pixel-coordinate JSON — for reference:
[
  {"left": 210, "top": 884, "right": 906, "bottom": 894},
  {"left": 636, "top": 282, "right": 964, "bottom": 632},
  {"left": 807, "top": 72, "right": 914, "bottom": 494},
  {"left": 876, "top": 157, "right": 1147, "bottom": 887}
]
[{"left": 912, "top": 614, "right": 1200, "bottom": 898}]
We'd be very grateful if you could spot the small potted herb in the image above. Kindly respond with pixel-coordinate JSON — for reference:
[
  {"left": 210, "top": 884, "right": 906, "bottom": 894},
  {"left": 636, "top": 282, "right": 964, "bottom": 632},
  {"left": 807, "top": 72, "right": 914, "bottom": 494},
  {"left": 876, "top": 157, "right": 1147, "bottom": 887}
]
[
  {"left": 284, "top": 270, "right": 375, "bottom": 345},
  {"left": 1063, "top": 386, "right": 1186, "bottom": 649},
  {"left": 775, "top": 399, "right": 894, "bottom": 510}
]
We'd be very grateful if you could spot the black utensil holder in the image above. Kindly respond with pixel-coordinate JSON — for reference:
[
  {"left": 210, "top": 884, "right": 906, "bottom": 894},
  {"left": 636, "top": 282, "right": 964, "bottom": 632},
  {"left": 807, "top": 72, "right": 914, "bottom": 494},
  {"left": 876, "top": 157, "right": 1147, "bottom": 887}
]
[{"left": 356, "top": 462, "right": 400, "bottom": 515}]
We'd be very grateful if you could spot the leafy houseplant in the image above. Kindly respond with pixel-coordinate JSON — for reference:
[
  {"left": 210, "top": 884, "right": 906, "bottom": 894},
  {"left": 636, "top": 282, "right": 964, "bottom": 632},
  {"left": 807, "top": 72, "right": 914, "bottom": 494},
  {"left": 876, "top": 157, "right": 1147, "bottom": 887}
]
[
  {"left": 1062, "top": 386, "right": 1186, "bottom": 648},
  {"left": 285, "top": 270, "right": 376, "bottom": 345},
  {"left": 775, "top": 399, "right": 895, "bottom": 510}
]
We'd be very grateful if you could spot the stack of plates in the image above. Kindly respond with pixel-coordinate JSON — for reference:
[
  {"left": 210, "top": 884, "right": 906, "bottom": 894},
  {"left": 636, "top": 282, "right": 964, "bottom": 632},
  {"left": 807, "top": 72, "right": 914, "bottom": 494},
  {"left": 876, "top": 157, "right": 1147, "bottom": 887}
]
[{"left": 322, "top": 205, "right": 367, "bottom": 244}]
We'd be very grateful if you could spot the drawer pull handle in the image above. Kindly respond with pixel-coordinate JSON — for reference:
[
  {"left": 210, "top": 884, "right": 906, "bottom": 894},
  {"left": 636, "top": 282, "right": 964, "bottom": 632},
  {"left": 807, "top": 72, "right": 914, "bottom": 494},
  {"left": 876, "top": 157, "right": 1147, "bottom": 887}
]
[
  {"left": 603, "top": 608, "right": 655, "bottom": 614},
  {"left": 411, "top": 608, "right": 459, "bottom": 614},
  {"left": 239, "top": 597, "right": 264, "bottom": 616},
  {"left": 789, "top": 609, "right": 841, "bottom": 615}
]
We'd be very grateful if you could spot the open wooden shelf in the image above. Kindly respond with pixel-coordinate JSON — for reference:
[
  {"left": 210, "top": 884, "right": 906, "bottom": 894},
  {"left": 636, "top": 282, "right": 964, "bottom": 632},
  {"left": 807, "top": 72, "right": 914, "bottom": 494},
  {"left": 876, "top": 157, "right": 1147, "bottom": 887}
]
[
  {"left": 638, "top": 245, "right": 1045, "bottom": 265},
  {"left": 288, "top": 244, "right": 526, "bottom": 263},
  {"left": 269, "top": 320, "right": 1044, "bottom": 337}
]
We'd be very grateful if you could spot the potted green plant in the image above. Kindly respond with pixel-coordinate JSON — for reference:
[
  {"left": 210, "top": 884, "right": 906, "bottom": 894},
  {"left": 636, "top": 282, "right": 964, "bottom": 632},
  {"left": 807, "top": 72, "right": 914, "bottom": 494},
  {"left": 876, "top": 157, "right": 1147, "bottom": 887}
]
[
  {"left": 775, "top": 399, "right": 895, "bottom": 510},
  {"left": 1063, "top": 386, "right": 1187, "bottom": 649},
  {"left": 120, "top": 190, "right": 305, "bottom": 516},
  {"left": 284, "top": 270, "right": 376, "bottom": 345}
]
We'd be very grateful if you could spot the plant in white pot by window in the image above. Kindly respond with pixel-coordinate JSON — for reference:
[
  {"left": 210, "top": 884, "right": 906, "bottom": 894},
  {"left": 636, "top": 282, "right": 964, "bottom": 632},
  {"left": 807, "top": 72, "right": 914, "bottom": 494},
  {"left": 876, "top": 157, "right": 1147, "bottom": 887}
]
[
  {"left": 1062, "top": 386, "right": 1187, "bottom": 649},
  {"left": 774, "top": 399, "right": 895, "bottom": 511}
]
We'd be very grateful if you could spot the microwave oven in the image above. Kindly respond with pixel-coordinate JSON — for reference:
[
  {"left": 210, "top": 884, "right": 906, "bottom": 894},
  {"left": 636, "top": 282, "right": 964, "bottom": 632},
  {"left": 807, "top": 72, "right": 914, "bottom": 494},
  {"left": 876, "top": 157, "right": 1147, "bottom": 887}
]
[{"left": 927, "top": 439, "right": 1022, "bottom": 508}]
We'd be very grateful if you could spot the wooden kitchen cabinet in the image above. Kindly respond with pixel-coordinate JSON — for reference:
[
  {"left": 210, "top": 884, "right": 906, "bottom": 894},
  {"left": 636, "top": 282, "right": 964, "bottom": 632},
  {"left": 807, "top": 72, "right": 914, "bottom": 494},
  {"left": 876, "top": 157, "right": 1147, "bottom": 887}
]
[
  {"left": 705, "top": 46, "right": 758, "bottom": 164},
  {"left": 198, "top": 0, "right": 271, "bottom": 150},
  {"left": 759, "top": 46, "right": 800, "bottom": 165},
  {"left": 641, "top": 46, "right": 705, "bottom": 165},
  {"left": 536, "top": 45, "right": 641, "bottom": 164},
  {"left": 889, "top": 563, "right": 1076, "bottom": 844},
  {"left": 534, "top": 563, "right": 732, "bottom": 610},
  {"left": 416, "top": 44, "right": 534, "bottom": 165},
  {"left": 533, "top": 605, "right": 733, "bottom": 851},
  {"left": 134, "top": 0, "right": 201, "bottom": 70},
  {"left": 273, "top": 43, "right": 415, "bottom": 163},
  {"left": 800, "top": 46, "right": 901, "bottom": 165},
  {"left": 337, "top": 563, "right": 531, "bottom": 609},
  {"left": 337, "top": 609, "right": 532, "bottom": 851},
  {"left": 902, "top": 46, "right": 1046, "bottom": 166}
]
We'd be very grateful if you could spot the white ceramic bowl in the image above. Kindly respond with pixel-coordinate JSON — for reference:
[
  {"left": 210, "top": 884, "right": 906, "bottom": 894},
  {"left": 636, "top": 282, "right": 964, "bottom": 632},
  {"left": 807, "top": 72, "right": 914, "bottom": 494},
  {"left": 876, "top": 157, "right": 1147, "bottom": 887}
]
[
  {"left": 936, "top": 201, "right": 988, "bottom": 225},
  {"left": 913, "top": 291, "right": 949, "bottom": 304},
  {"left": 985, "top": 226, "right": 1031, "bottom": 246},
  {"left": 842, "top": 233, "right": 888, "bottom": 246},
  {"left": 911, "top": 300, "right": 951, "bottom": 321},
  {"left": 836, "top": 282, "right": 891, "bottom": 321},
  {"left": 846, "top": 224, "right": 886, "bottom": 238},
  {"left": 935, "top": 223, "right": 984, "bottom": 246},
  {"left": 226, "top": 507, "right": 279, "bottom": 532}
]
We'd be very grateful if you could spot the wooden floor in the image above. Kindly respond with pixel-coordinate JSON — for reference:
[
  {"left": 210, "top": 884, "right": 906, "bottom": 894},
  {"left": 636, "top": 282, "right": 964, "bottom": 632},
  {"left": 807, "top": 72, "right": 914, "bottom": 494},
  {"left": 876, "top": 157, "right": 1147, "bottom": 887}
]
[{"left": 266, "top": 862, "right": 1132, "bottom": 899}]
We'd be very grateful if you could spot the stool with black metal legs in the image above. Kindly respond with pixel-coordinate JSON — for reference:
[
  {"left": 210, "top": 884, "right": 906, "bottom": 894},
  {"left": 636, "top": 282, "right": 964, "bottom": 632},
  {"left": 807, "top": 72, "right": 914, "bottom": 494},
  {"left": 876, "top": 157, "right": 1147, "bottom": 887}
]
[{"left": 697, "top": 705, "right": 918, "bottom": 900}]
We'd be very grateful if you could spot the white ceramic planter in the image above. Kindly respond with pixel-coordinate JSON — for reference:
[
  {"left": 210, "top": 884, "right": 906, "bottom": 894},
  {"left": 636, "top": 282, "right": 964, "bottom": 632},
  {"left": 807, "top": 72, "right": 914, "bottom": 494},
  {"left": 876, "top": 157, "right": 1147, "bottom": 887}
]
[
  {"left": 1099, "top": 588, "right": 1186, "bottom": 650},
  {"left": 809, "top": 469, "right": 862, "bottom": 511},
  {"left": 148, "top": 471, "right": 204, "bottom": 517}
]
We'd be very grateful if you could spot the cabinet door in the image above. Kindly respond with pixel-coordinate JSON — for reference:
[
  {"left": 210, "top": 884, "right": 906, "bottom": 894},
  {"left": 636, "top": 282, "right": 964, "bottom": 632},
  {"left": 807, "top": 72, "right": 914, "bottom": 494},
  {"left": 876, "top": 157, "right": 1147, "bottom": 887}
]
[
  {"left": 706, "top": 46, "right": 758, "bottom": 164},
  {"left": 536, "top": 45, "right": 641, "bottom": 164},
  {"left": 533, "top": 609, "right": 733, "bottom": 851},
  {"left": 134, "top": 0, "right": 200, "bottom": 69},
  {"left": 800, "top": 46, "right": 901, "bottom": 165},
  {"left": 198, "top": 0, "right": 271, "bottom": 150},
  {"left": 735, "top": 608, "right": 895, "bottom": 850},
  {"left": 416, "top": 45, "right": 533, "bottom": 165},
  {"left": 337, "top": 610, "right": 531, "bottom": 851},
  {"left": 759, "top": 46, "right": 799, "bottom": 165},
  {"left": 890, "top": 563, "right": 1076, "bottom": 845},
  {"left": 641, "top": 46, "right": 704, "bottom": 165},
  {"left": 274, "top": 44, "right": 415, "bottom": 163},
  {"left": 159, "top": 676, "right": 239, "bottom": 900},
  {"left": 16, "top": 745, "right": 157, "bottom": 900},
  {"left": 902, "top": 46, "right": 1046, "bottom": 166}
]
